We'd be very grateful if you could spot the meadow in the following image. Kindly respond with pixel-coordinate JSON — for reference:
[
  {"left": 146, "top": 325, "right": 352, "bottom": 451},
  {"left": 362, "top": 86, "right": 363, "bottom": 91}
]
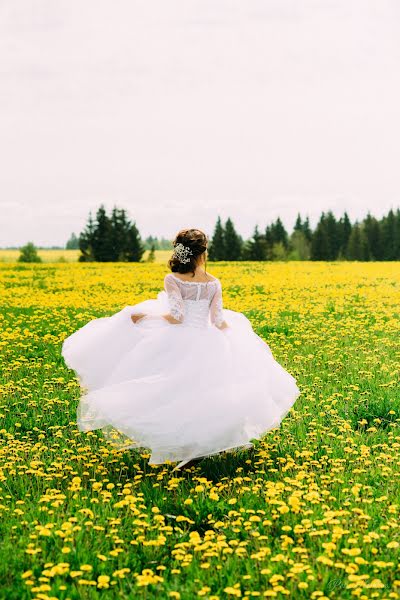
[
  {"left": 0, "top": 259, "right": 399, "bottom": 600},
  {"left": 0, "top": 249, "right": 171, "bottom": 264}
]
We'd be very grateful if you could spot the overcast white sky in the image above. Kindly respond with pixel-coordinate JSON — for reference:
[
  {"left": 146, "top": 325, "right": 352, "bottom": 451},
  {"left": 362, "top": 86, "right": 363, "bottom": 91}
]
[{"left": 0, "top": 0, "right": 399, "bottom": 246}]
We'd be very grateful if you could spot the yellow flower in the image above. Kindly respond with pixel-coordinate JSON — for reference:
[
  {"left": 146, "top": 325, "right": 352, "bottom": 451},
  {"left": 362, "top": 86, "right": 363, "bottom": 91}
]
[
  {"left": 21, "top": 571, "right": 33, "bottom": 579},
  {"left": 97, "top": 575, "right": 110, "bottom": 589},
  {"left": 224, "top": 587, "right": 242, "bottom": 597},
  {"left": 80, "top": 565, "right": 93, "bottom": 572}
]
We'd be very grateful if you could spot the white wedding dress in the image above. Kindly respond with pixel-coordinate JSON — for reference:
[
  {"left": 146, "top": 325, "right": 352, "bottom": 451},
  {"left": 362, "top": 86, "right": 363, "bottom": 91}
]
[{"left": 62, "top": 273, "right": 300, "bottom": 469}]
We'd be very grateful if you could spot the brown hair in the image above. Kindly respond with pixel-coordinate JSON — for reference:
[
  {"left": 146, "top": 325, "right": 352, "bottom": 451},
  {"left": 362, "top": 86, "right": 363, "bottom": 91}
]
[{"left": 168, "top": 228, "right": 208, "bottom": 276}]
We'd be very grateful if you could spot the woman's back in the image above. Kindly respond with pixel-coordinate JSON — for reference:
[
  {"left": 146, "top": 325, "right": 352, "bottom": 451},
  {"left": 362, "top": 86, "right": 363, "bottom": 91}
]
[{"left": 164, "top": 272, "right": 224, "bottom": 328}]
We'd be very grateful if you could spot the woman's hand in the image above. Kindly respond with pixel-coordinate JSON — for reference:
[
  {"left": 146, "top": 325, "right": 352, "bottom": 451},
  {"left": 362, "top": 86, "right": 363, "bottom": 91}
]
[
  {"left": 131, "top": 313, "right": 182, "bottom": 325},
  {"left": 162, "top": 313, "right": 182, "bottom": 325},
  {"left": 131, "top": 313, "right": 146, "bottom": 324}
]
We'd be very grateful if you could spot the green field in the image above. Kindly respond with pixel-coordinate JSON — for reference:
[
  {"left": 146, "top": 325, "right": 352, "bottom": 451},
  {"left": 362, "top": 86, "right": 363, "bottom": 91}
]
[
  {"left": 0, "top": 261, "right": 399, "bottom": 599},
  {"left": 0, "top": 249, "right": 172, "bottom": 264}
]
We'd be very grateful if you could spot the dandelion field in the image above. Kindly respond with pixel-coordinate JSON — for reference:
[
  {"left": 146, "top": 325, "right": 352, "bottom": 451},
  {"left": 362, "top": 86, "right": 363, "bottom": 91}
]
[{"left": 0, "top": 261, "right": 399, "bottom": 600}]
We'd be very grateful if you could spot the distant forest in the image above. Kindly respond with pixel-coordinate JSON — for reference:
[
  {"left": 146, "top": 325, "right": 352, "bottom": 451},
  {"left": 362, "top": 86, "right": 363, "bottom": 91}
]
[{"left": 65, "top": 204, "right": 400, "bottom": 262}]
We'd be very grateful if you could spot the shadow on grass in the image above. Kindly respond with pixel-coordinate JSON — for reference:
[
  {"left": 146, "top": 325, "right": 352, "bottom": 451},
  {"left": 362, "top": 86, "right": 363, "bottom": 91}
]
[{"left": 118, "top": 443, "right": 264, "bottom": 485}]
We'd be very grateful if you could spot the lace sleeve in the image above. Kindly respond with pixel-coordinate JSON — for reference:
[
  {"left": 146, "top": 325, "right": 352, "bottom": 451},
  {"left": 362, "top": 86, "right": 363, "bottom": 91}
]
[
  {"left": 210, "top": 280, "right": 224, "bottom": 327},
  {"left": 164, "top": 275, "right": 184, "bottom": 322}
]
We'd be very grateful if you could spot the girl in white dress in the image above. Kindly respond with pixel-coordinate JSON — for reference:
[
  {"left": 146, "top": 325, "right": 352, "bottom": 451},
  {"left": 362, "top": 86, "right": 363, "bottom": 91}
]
[{"left": 62, "top": 228, "right": 300, "bottom": 471}]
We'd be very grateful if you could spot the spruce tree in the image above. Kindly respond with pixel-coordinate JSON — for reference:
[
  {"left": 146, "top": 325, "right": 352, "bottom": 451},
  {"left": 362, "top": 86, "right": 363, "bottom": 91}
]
[
  {"left": 346, "top": 223, "right": 368, "bottom": 260},
  {"left": 110, "top": 207, "right": 132, "bottom": 261},
  {"left": 395, "top": 209, "right": 400, "bottom": 259},
  {"left": 92, "top": 205, "right": 114, "bottom": 261},
  {"left": 208, "top": 216, "right": 226, "bottom": 261},
  {"left": 302, "top": 216, "right": 313, "bottom": 243},
  {"left": 363, "top": 212, "right": 381, "bottom": 260},
  {"left": 78, "top": 211, "right": 96, "bottom": 262},
  {"left": 126, "top": 222, "right": 145, "bottom": 262},
  {"left": 293, "top": 213, "right": 303, "bottom": 233},
  {"left": 381, "top": 209, "right": 397, "bottom": 260},
  {"left": 242, "top": 226, "right": 267, "bottom": 260},
  {"left": 224, "top": 218, "right": 242, "bottom": 260},
  {"left": 325, "top": 210, "right": 339, "bottom": 260},
  {"left": 66, "top": 232, "right": 79, "bottom": 250},
  {"left": 311, "top": 213, "right": 329, "bottom": 260},
  {"left": 79, "top": 206, "right": 144, "bottom": 262},
  {"left": 337, "top": 212, "right": 352, "bottom": 258},
  {"left": 271, "top": 217, "right": 289, "bottom": 249},
  {"left": 146, "top": 243, "right": 156, "bottom": 263},
  {"left": 264, "top": 225, "right": 274, "bottom": 260},
  {"left": 360, "top": 224, "right": 370, "bottom": 260}
]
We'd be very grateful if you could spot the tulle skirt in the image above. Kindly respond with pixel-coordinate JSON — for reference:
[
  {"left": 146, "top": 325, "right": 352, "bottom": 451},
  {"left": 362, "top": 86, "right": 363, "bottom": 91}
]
[{"left": 61, "top": 291, "right": 301, "bottom": 469}]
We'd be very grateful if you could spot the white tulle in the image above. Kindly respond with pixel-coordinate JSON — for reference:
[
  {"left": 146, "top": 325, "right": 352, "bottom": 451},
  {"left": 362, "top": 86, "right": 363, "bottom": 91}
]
[{"left": 61, "top": 275, "right": 301, "bottom": 469}]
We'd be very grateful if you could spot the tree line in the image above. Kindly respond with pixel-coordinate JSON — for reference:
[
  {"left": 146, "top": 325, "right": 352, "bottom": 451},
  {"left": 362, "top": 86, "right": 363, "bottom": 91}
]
[
  {"left": 208, "top": 209, "right": 400, "bottom": 261},
  {"left": 66, "top": 232, "right": 172, "bottom": 252},
  {"left": 58, "top": 204, "right": 400, "bottom": 264}
]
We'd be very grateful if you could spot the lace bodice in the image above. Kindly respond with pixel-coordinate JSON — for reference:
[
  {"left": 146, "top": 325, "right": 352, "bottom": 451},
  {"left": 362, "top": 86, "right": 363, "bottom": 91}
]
[{"left": 164, "top": 273, "right": 224, "bottom": 328}]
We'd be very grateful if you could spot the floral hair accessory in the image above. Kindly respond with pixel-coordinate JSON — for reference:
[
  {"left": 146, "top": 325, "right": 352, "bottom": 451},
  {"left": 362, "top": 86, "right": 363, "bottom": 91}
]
[{"left": 173, "top": 243, "right": 193, "bottom": 264}]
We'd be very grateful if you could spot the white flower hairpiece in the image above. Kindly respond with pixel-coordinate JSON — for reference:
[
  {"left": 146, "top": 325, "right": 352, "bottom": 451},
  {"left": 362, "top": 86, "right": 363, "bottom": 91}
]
[{"left": 173, "top": 243, "right": 193, "bottom": 264}]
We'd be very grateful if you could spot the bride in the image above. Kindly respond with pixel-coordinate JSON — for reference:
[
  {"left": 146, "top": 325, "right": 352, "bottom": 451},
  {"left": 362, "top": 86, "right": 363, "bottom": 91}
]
[{"left": 62, "top": 228, "right": 300, "bottom": 471}]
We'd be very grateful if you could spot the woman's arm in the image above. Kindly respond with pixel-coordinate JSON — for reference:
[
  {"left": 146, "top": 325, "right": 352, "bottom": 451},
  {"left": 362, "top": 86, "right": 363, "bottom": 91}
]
[
  {"left": 163, "top": 274, "right": 185, "bottom": 323},
  {"left": 131, "top": 276, "right": 185, "bottom": 326},
  {"left": 210, "top": 280, "right": 229, "bottom": 330}
]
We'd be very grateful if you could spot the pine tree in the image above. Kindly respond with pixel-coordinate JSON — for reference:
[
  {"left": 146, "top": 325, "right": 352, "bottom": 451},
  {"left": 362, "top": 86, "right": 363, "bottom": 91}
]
[
  {"left": 271, "top": 217, "right": 289, "bottom": 249},
  {"left": 242, "top": 226, "right": 267, "bottom": 260},
  {"left": 126, "top": 222, "right": 145, "bottom": 262},
  {"left": 395, "top": 209, "right": 400, "bottom": 259},
  {"left": 293, "top": 213, "right": 303, "bottom": 233},
  {"left": 146, "top": 243, "right": 156, "bottom": 262},
  {"left": 224, "top": 218, "right": 242, "bottom": 260},
  {"left": 311, "top": 213, "right": 329, "bottom": 260},
  {"left": 208, "top": 216, "right": 226, "bottom": 261},
  {"left": 302, "top": 216, "right": 312, "bottom": 243},
  {"left": 110, "top": 207, "right": 132, "bottom": 261},
  {"left": 360, "top": 224, "right": 370, "bottom": 260},
  {"left": 363, "top": 212, "right": 381, "bottom": 260},
  {"left": 337, "top": 212, "right": 352, "bottom": 258},
  {"left": 66, "top": 232, "right": 79, "bottom": 249},
  {"left": 78, "top": 211, "right": 96, "bottom": 262},
  {"left": 346, "top": 222, "right": 368, "bottom": 260},
  {"left": 18, "top": 242, "right": 42, "bottom": 263},
  {"left": 91, "top": 205, "right": 114, "bottom": 261},
  {"left": 264, "top": 225, "right": 274, "bottom": 260},
  {"left": 79, "top": 206, "right": 144, "bottom": 262},
  {"left": 325, "top": 210, "right": 339, "bottom": 260},
  {"left": 381, "top": 209, "right": 397, "bottom": 260}
]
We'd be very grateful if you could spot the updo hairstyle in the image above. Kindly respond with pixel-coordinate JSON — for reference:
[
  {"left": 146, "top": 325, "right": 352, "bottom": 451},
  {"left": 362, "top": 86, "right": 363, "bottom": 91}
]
[{"left": 168, "top": 228, "right": 208, "bottom": 276}]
